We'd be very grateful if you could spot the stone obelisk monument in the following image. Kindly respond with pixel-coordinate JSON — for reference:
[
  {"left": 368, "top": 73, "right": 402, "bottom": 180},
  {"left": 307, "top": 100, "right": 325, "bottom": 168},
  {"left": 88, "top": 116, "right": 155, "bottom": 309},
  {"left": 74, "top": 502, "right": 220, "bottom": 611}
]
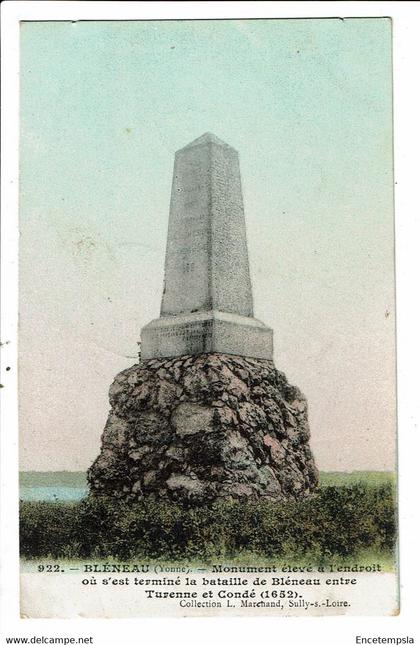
[
  {"left": 88, "top": 133, "right": 318, "bottom": 503},
  {"left": 141, "top": 132, "right": 272, "bottom": 360}
]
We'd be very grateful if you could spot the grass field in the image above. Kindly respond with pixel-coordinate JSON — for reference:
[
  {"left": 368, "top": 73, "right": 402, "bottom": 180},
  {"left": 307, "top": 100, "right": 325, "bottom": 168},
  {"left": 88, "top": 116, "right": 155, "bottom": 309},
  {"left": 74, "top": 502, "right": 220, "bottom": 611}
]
[
  {"left": 318, "top": 471, "right": 396, "bottom": 487},
  {"left": 20, "top": 470, "right": 396, "bottom": 490},
  {"left": 19, "top": 474, "right": 397, "bottom": 565},
  {"left": 20, "top": 471, "right": 88, "bottom": 488}
]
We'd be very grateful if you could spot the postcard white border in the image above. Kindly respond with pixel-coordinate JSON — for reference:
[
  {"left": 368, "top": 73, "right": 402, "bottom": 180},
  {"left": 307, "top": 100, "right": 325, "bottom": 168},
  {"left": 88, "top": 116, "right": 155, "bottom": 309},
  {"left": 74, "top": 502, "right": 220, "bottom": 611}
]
[{"left": 1, "top": 1, "right": 419, "bottom": 644}]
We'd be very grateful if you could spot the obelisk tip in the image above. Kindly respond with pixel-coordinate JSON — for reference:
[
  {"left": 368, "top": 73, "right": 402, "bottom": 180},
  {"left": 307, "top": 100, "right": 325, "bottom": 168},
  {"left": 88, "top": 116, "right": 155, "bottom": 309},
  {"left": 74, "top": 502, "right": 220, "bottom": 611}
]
[{"left": 178, "top": 132, "right": 236, "bottom": 152}]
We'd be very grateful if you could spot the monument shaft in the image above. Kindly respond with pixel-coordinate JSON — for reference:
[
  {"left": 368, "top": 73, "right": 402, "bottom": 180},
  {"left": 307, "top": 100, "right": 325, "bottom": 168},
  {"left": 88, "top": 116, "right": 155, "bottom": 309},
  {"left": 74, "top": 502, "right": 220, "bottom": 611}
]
[
  {"left": 161, "top": 133, "right": 253, "bottom": 317},
  {"left": 141, "top": 133, "right": 273, "bottom": 360}
]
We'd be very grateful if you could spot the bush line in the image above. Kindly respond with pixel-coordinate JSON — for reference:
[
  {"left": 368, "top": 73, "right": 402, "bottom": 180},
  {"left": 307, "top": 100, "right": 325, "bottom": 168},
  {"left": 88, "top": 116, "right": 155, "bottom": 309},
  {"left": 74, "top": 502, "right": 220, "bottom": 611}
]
[{"left": 20, "top": 482, "right": 397, "bottom": 561}]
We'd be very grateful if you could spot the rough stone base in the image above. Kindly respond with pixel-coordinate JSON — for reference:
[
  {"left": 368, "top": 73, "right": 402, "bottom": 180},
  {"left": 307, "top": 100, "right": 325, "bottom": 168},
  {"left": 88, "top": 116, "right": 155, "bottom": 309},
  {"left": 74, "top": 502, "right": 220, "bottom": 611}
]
[{"left": 88, "top": 353, "right": 319, "bottom": 503}]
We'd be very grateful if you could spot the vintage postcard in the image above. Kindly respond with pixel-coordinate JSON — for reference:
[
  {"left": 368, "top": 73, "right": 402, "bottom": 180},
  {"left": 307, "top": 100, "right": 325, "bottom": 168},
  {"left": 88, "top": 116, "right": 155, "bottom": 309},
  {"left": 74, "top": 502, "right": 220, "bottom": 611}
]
[{"left": 14, "top": 15, "right": 399, "bottom": 620}]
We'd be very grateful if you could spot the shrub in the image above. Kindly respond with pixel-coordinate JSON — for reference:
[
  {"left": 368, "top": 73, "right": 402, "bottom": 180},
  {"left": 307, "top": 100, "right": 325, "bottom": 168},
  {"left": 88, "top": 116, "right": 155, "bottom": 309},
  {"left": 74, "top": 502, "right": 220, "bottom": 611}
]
[
  {"left": 19, "top": 500, "right": 79, "bottom": 558},
  {"left": 19, "top": 482, "right": 397, "bottom": 561}
]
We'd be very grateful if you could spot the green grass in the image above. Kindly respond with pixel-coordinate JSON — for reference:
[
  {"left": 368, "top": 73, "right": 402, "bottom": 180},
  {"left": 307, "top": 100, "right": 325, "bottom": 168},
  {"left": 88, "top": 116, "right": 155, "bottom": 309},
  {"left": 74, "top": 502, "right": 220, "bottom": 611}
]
[
  {"left": 19, "top": 481, "right": 397, "bottom": 563},
  {"left": 319, "top": 471, "right": 396, "bottom": 487},
  {"left": 19, "top": 470, "right": 396, "bottom": 490},
  {"left": 19, "top": 471, "right": 87, "bottom": 488}
]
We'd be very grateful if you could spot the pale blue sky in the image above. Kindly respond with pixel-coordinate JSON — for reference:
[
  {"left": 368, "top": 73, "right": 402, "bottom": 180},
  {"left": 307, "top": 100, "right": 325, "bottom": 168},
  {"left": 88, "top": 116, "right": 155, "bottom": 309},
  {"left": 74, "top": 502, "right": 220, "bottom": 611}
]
[{"left": 19, "top": 18, "right": 395, "bottom": 471}]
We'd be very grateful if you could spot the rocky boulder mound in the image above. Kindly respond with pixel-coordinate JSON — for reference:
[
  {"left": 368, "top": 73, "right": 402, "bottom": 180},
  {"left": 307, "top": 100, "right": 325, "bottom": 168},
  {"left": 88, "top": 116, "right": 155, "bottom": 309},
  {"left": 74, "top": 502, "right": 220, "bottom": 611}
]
[{"left": 88, "top": 353, "right": 318, "bottom": 504}]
